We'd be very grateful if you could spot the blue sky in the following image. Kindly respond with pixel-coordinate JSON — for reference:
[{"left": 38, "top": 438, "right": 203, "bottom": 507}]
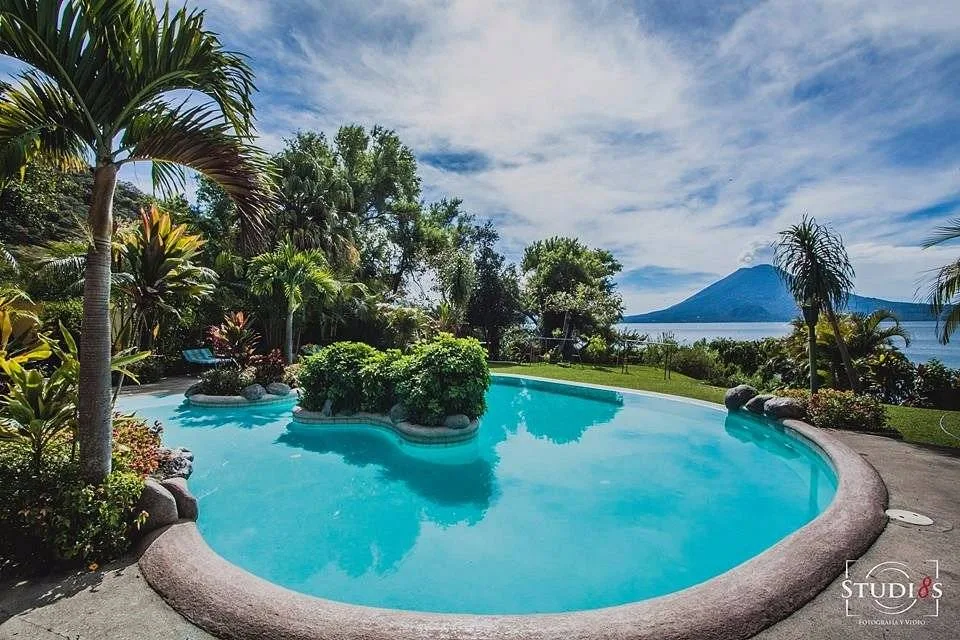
[{"left": 4, "top": 0, "right": 960, "bottom": 314}]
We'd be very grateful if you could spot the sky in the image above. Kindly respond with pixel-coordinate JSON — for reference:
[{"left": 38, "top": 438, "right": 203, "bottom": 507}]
[{"left": 5, "top": 0, "right": 960, "bottom": 314}]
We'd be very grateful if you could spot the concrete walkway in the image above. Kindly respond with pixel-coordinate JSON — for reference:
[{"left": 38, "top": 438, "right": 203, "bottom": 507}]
[{"left": 2, "top": 382, "right": 957, "bottom": 639}]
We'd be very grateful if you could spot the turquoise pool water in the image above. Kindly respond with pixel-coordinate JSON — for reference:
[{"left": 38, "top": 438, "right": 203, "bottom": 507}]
[{"left": 120, "top": 376, "right": 837, "bottom": 614}]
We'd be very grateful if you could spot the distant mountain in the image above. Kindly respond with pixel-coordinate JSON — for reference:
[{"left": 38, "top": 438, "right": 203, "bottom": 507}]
[{"left": 624, "top": 264, "right": 936, "bottom": 323}]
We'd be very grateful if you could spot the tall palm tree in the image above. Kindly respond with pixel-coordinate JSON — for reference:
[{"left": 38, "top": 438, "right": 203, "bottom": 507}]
[
  {"left": 249, "top": 238, "right": 342, "bottom": 363},
  {"left": 774, "top": 216, "right": 859, "bottom": 394},
  {"left": 923, "top": 218, "right": 960, "bottom": 344},
  {"left": 0, "top": 0, "right": 274, "bottom": 482}
]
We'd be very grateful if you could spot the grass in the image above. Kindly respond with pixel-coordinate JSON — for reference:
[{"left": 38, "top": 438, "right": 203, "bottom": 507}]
[{"left": 490, "top": 362, "right": 960, "bottom": 449}]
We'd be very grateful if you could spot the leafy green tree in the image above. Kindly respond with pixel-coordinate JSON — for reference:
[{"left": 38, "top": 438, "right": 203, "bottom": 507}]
[
  {"left": 923, "top": 218, "right": 960, "bottom": 344},
  {"left": 774, "top": 216, "right": 858, "bottom": 394},
  {"left": 521, "top": 237, "right": 623, "bottom": 354},
  {"left": 272, "top": 131, "right": 356, "bottom": 268},
  {"left": 465, "top": 225, "right": 522, "bottom": 357},
  {"left": 249, "top": 239, "right": 342, "bottom": 363},
  {"left": 0, "top": 0, "right": 274, "bottom": 482}
]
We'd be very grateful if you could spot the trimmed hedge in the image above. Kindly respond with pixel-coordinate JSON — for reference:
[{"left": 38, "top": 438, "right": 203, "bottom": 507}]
[{"left": 299, "top": 334, "right": 490, "bottom": 425}]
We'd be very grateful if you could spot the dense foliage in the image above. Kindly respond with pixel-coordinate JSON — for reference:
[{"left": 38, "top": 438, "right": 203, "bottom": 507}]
[
  {"left": 298, "top": 335, "right": 490, "bottom": 426},
  {"left": 299, "top": 342, "right": 379, "bottom": 413}
]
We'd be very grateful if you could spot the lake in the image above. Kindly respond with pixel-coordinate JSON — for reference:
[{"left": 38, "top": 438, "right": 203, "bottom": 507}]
[{"left": 617, "top": 321, "right": 960, "bottom": 368}]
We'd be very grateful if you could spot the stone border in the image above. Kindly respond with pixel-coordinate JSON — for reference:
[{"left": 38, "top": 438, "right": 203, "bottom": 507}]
[
  {"left": 187, "top": 392, "right": 297, "bottom": 407},
  {"left": 139, "top": 375, "right": 887, "bottom": 640},
  {"left": 290, "top": 407, "right": 479, "bottom": 444}
]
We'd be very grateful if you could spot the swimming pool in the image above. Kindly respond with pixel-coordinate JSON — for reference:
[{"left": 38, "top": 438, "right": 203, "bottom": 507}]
[{"left": 123, "top": 374, "right": 837, "bottom": 615}]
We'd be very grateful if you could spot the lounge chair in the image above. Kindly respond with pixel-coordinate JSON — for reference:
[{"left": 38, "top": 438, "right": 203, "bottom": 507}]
[{"left": 182, "top": 348, "right": 232, "bottom": 367}]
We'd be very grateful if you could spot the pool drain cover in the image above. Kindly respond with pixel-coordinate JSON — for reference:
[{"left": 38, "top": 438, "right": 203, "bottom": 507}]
[{"left": 886, "top": 509, "right": 933, "bottom": 526}]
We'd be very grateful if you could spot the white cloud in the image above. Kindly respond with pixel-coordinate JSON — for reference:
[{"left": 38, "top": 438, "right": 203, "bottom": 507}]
[{"left": 192, "top": 0, "right": 960, "bottom": 313}]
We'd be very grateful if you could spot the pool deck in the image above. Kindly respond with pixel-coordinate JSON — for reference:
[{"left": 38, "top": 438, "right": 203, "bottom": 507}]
[{"left": 1, "top": 378, "right": 957, "bottom": 640}]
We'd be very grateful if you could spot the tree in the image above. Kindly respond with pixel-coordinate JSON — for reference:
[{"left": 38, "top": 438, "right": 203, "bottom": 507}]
[
  {"left": 466, "top": 225, "right": 522, "bottom": 358},
  {"left": 521, "top": 237, "right": 623, "bottom": 356},
  {"left": 774, "top": 216, "right": 858, "bottom": 394},
  {"left": 272, "top": 131, "right": 356, "bottom": 268},
  {"left": 923, "top": 218, "right": 960, "bottom": 344},
  {"left": 0, "top": 0, "right": 274, "bottom": 482},
  {"left": 437, "top": 249, "right": 476, "bottom": 335},
  {"left": 249, "top": 239, "right": 341, "bottom": 363}
]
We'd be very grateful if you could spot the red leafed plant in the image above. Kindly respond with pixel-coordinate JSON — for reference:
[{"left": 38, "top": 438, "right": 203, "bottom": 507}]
[
  {"left": 208, "top": 311, "right": 260, "bottom": 367},
  {"left": 251, "top": 348, "right": 286, "bottom": 385},
  {"left": 112, "top": 413, "right": 163, "bottom": 477}
]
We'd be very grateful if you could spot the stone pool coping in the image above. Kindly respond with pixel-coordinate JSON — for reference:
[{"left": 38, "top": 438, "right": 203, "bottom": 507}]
[
  {"left": 290, "top": 407, "right": 479, "bottom": 444},
  {"left": 138, "top": 374, "right": 888, "bottom": 640},
  {"left": 187, "top": 392, "right": 298, "bottom": 407}
]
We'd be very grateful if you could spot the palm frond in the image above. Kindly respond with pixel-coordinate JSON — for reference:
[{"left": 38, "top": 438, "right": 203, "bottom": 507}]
[
  {"left": 922, "top": 217, "right": 960, "bottom": 249},
  {"left": 926, "top": 258, "right": 960, "bottom": 344},
  {"left": 120, "top": 102, "right": 275, "bottom": 253},
  {"left": 0, "top": 72, "right": 89, "bottom": 170}
]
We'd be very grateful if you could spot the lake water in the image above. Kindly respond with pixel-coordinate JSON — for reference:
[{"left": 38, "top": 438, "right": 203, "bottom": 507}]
[{"left": 618, "top": 321, "right": 960, "bottom": 368}]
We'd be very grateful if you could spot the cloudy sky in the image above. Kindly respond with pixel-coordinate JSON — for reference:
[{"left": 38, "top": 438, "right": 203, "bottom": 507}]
[{"left": 7, "top": 0, "right": 960, "bottom": 314}]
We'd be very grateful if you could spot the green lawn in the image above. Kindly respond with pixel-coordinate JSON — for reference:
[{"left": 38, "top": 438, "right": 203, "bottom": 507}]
[{"left": 490, "top": 362, "right": 960, "bottom": 449}]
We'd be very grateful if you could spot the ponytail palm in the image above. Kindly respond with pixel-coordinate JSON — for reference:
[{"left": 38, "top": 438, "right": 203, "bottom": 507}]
[
  {"left": 0, "top": 0, "right": 274, "bottom": 482},
  {"left": 249, "top": 239, "right": 342, "bottom": 363},
  {"left": 774, "top": 216, "right": 859, "bottom": 393},
  {"left": 923, "top": 219, "right": 960, "bottom": 344}
]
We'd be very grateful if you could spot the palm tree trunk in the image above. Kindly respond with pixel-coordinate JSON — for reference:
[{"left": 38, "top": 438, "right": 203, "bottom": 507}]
[
  {"left": 285, "top": 302, "right": 295, "bottom": 364},
  {"left": 78, "top": 163, "right": 118, "bottom": 483},
  {"left": 807, "top": 321, "right": 819, "bottom": 394},
  {"left": 826, "top": 308, "right": 861, "bottom": 392}
]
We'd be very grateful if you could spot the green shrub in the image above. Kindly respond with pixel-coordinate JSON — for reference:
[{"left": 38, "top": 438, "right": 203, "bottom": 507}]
[
  {"left": 395, "top": 334, "right": 490, "bottom": 425},
  {"left": 39, "top": 298, "right": 84, "bottom": 338},
  {"left": 198, "top": 366, "right": 256, "bottom": 396},
  {"left": 359, "top": 349, "right": 404, "bottom": 413},
  {"left": 582, "top": 335, "right": 607, "bottom": 363},
  {"left": 0, "top": 445, "right": 146, "bottom": 567},
  {"left": 806, "top": 389, "right": 887, "bottom": 432},
  {"left": 298, "top": 342, "right": 378, "bottom": 412},
  {"left": 910, "top": 359, "right": 960, "bottom": 410},
  {"left": 124, "top": 355, "right": 164, "bottom": 384}
]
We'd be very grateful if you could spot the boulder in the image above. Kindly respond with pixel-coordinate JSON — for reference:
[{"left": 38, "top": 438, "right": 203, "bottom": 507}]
[
  {"left": 443, "top": 414, "right": 471, "bottom": 430},
  {"left": 744, "top": 394, "right": 774, "bottom": 414},
  {"left": 764, "top": 397, "right": 806, "bottom": 420},
  {"left": 160, "top": 477, "right": 198, "bottom": 521},
  {"left": 724, "top": 384, "right": 758, "bottom": 411},
  {"left": 157, "top": 447, "right": 193, "bottom": 479},
  {"left": 241, "top": 384, "right": 266, "bottom": 401},
  {"left": 137, "top": 479, "right": 179, "bottom": 533},
  {"left": 388, "top": 403, "right": 409, "bottom": 424},
  {"left": 321, "top": 398, "right": 333, "bottom": 417},
  {"left": 265, "top": 382, "right": 291, "bottom": 397},
  {"left": 184, "top": 382, "right": 203, "bottom": 398}
]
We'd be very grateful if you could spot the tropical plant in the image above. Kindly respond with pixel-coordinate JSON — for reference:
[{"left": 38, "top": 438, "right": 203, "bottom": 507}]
[
  {"left": 923, "top": 218, "right": 960, "bottom": 344},
  {"left": 0, "top": 359, "right": 76, "bottom": 472},
  {"left": 207, "top": 311, "right": 260, "bottom": 367},
  {"left": 438, "top": 249, "right": 476, "bottom": 333},
  {"left": 298, "top": 341, "right": 378, "bottom": 413},
  {"left": 0, "top": 287, "right": 51, "bottom": 369},
  {"left": 249, "top": 238, "right": 343, "bottom": 363},
  {"left": 774, "top": 216, "right": 858, "bottom": 394},
  {"left": 0, "top": 0, "right": 275, "bottom": 482},
  {"left": 197, "top": 365, "right": 255, "bottom": 396},
  {"left": 115, "top": 206, "right": 216, "bottom": 349}
]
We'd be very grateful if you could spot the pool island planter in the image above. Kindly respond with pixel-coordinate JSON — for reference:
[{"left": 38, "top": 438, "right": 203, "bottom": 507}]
[
  {"left": 187, "top": 392, "right": 297, "bottom": 407},
  {"left": 290, "top": 406, "right": 479, "bottom": 444},
  {"left": 139, "top": 377, "right": 887, "bottom": 640}
]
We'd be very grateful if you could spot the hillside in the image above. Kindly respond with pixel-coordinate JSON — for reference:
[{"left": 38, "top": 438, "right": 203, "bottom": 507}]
[{"left": 624, "top": 264, "right": 935, "bottom": 323}]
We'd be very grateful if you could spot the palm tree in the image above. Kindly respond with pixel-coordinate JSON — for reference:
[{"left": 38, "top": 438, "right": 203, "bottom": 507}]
[
  {"left": 249, "top": 238, "right": 342, "bottom": 363},
  {"left": 923, "top": 218, "right": 960, "bottom": 344},
  {"left": 0, "top": 1, "right": 274, "bottom": 482},
  {"left": 774, "top": 216, "right": 859, "bottom": 394}
]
